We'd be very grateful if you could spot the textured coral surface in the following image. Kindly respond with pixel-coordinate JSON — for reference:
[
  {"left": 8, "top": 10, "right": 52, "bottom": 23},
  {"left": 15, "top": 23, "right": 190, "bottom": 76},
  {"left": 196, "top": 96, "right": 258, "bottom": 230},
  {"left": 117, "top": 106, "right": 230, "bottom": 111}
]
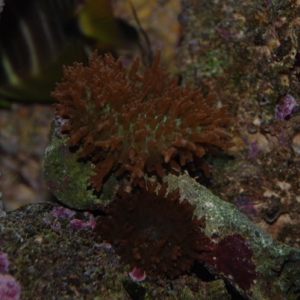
[
  {"left": 53, "top": 51, "right": 232, "bottom": 191},
  {"left": 96, "top": 182, "right": 211, "bottom": 278}
]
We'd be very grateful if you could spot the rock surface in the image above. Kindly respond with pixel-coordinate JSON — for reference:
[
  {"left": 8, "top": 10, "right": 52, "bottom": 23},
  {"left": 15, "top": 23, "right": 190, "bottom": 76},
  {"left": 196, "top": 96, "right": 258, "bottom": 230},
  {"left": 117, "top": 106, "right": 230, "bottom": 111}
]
[{"left": 2, "top": 174, "right": 300, "bottom": 299}]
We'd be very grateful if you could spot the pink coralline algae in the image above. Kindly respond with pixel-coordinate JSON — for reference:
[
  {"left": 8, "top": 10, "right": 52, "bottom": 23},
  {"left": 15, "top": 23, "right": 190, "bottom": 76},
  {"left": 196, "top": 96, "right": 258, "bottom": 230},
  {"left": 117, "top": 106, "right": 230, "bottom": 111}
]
[
  {"left": 69, "top": 213, "right": 96, "bottom": 229},
  {"left": 69, "top": 219, "right": 86, "bottom": 229},
  {"left": 45, "top": 207, "right": 96, "bottom": 230},
  {"left": 42, "top": 218, "right": 52, "bottom": 225},
  {"left": 85, "top": 213, "right": 96, "bottom": 229},
  {"left": 275, "top": 94, "right": 298, "bottom": 120},
  {"left": 50, "top": 207, "right": 75, "bottom": 219},
  {"left": 129, "top": 267, "right": 147, "bottom": 282},
  {"left": 0, "top": 274, "right": 21, "bottom": 300},
  {"left": 43, "top": 217, "right": 62, "bottom": 230},
  {"left": 51, "top": 221, "right": 61, "bottom": 230},
  {"left": 205, "top": 234, "right": 257, "bottom": 290},
  {"left": 0, "top": 252, "right": 9, "bottom": 272}
]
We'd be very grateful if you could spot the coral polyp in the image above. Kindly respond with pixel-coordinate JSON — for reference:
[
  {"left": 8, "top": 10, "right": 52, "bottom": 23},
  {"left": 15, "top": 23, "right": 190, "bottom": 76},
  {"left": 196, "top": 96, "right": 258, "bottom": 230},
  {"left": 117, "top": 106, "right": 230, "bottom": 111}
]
[
  {"left": 95, "top": 182, "right": 212, "bottom": 278},
  {"left": 52, "top": 51, "right": 232, "bottom": 191}
]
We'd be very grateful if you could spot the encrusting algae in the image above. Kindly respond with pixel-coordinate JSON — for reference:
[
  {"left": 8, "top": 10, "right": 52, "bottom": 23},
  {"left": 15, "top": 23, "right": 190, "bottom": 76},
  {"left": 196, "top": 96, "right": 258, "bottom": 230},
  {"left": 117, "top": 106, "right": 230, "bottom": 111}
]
[{"left": 52, "top": 51, "right": 233, "bottom": 191}]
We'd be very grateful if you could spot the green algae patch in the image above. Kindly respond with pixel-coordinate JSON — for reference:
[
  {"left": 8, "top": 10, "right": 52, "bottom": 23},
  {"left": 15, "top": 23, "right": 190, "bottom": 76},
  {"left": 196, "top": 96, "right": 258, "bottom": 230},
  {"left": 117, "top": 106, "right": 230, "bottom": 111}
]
[{"left": 44, "top": 118, "right": 118, "bottom": 210}]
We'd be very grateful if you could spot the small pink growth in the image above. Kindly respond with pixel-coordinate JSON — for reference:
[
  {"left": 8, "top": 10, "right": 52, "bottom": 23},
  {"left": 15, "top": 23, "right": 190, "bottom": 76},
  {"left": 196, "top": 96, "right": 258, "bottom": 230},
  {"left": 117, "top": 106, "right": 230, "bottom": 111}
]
[
  {"left": 129, "top": 267, "right": 146, "bottom": 282},
  {"left": 69, "top": 219, "right": 85, "bottom": 229},
  {"left": 0, "top": 274, "right": 21, "bottom": 300},
  {"left": 51, "top": 207, "right": 75, "bottom": 219},
  {"left": 69, "top": 213, "right": 97, "bottom": 230},
  {"left": 51, "top": 221, "right": 61, "bottom": 230},
  {"left": 43, "top": 218, "right": 52, "bottom": 225},
  {"left": 0, "top": 252, "right": 9, "bottom": 272},
  {"left": 275, "top": 94, "right": 298, "bottom": 120},
  {"left": 86, "top": 214, "right": 96, "bottom": 229}
]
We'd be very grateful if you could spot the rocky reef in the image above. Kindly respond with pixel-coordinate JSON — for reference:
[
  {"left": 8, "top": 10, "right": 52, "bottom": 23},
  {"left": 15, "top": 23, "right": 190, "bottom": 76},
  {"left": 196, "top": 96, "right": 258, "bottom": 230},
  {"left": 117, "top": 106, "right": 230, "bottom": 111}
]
[
  {"left": 2, "top": 174, "right": 300, "bottom": 299},
  {"left": 41, "top": 48, "right": 300, "bottom": 298},
  {"left": 179, "top": 0, "right": 300, "bottom": 246},
  {"left": 2, "top": 0, "right": 300, "bottom": 299}
]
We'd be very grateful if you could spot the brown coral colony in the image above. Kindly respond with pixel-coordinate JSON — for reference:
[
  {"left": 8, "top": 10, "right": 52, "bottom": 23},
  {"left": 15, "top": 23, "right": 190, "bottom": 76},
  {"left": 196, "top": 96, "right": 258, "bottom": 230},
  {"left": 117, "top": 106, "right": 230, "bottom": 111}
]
[{"left": 53, "top": 51, "right": 232, "bottom": 191}]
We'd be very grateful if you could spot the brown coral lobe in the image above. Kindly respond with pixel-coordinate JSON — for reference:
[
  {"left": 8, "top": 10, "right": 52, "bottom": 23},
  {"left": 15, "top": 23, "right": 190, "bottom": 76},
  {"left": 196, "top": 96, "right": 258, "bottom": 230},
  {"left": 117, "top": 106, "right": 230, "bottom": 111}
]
[
  {"left": 52, "top": 51, "right": 232, "bottom": 191},
  {"left": 95, "top": 182, "right": 212, "bottom": 278}
]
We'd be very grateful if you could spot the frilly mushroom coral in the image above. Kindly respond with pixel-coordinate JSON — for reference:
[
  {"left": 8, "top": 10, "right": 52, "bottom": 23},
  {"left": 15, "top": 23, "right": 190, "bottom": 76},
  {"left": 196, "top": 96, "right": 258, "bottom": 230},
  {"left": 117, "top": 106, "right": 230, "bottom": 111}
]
[
  {"left": 95, "top": 182, "right": 212, "bottom": 278},
  {"left": 52, "top": 51, "right": 232, "bottom": 191}
]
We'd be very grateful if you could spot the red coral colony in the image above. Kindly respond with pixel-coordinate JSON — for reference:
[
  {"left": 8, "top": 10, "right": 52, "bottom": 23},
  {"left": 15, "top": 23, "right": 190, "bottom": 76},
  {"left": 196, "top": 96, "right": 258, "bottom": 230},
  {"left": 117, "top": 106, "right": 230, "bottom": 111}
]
[
  {"left": 52, "top": 51, "right": 232, "bottom": 191},
  {"left": 95, "top": 182, "right": 212, "bottom": 278}
]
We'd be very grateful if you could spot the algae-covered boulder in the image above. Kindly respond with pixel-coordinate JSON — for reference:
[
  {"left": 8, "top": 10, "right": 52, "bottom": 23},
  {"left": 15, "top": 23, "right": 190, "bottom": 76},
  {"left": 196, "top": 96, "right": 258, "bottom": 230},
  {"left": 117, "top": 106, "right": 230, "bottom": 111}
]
[{"left": 44, "top": 117, "right": 118, "bottom": 210}]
